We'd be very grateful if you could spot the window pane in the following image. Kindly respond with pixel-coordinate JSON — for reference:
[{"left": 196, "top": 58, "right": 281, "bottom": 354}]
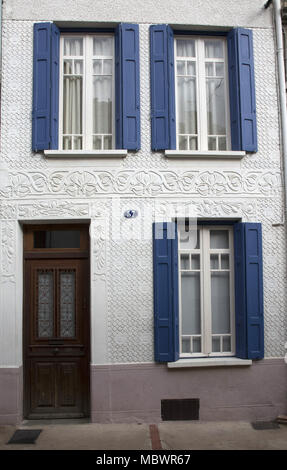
[
  {"left": 64, "top": 38, "right": 83, "bottom": 56},
  {"left": 206, "top": 78, "right": 226, "bottom": 136},
  {"left": 104, "top": 135, "right": 112, "bottom": 149},
  {"left": 205, "top": 63, "right": 213, "bottom": 77},
  {"left": 204, "top": 40, "right": 224, "bottom": 58},
  {"left": 223, "top": 336, "right": 231, "bottom": 352},
  {"left": 34, "top": 231, "right": 81, "bottom": 249},
  {"left": 93, "top": 136, "right": 102, "bottom": 149},
  {"left": 73, "top": 136, "right": 82, "bottom": 150},
  {"left": 180, "top": 254, "right": 190, "bottom": 270},
  {"left": 193, "top": 337, "right": 201, "bottom": 353},
  {"left": 93, "top": 76, "right": 112, "bottom": 134},
  {"left": 179, "top": 135, "right": 188, "bottom": 150},
  {"left": 93, "top": 59, "right": 102, "bottom": 74},
  {"left": 177, "top": 61, "right": 185, "bottom": 74},
  {"left": 212, "top": 336, "right": 221, "bottom": 352},
  {"left": 182, "top": 338, "right": 191, "bottom": 353},
  {"left": 60, "top": 271, "right": 76, "bottom": 338},
  {"left": 74, "top": 60, "right": 83, "bottom": 75},
  {"left": 177, "top": 77, "right": 197, "bottom": 134},
  {"left": 221, "top": 254, "right": 230, "bottom": 269},
  {"left": 211, "top": 272, "right": 230, "bottom": 334},
  {"left": 210, "top": 230, "right": 229, "bottom": 249},
  {"left": 216, "top": 63, "right": 224, "bottom": 77},
  {"left": 191, "top": 254, "right": 200, "bottom": 270},
  {"left": 177, "top": 39, "right": 195, "bottom": 57},
  {"left": 103, "top": 59, "right": 113, "bottom": 74},
  {"left": 93, "top": 37, "right": 113, "bottom": 55},
  {"left": 189, "top": 136, "right": 197, "bottom": 150},
  {"left": 208, "top": 137, "right": 217, "bottom": 150},
  {"left": 218, "top": 136, "right": 226, "bottom": 150},
  {"left": 210, "top": 254, "right": 219, "bottom": 270},
  {"left": 37, "top": 271, "right": 54, "bottom": 338},
  {"left": 63, "top": 77, "right": 83, "bottom": 134},
  {"left": 181, "top": 272, "right": 201, "bottom": 335},
  {"left": 187, "top": 61, "right": 196, "bottom": 76},
  {"left": 64, "top": 59, "right": 73, "bottom": 74},
  {"left": 63, "top": 136, "right": 72, "bottom": 150}
]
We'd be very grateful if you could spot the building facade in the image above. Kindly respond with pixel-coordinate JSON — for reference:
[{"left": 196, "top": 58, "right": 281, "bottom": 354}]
[{"left": 0, "top": 0, "right": 286, "bottom": 424}]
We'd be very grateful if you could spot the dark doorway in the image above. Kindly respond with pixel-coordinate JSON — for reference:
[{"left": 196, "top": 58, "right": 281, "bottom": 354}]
[{"left": 23, "top": 224, "right": 90, "bottom": 419}]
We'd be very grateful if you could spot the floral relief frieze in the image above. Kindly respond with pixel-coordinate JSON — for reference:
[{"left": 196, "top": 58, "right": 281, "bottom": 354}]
[
  {"left": 0, "top": 169, "right": 282, "bottom": 199},
  {"left": 18, "top": 200, "right": 89, "bottom": 218}
]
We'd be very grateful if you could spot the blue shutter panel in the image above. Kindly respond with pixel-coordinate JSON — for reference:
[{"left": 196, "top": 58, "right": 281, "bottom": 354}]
[
  {"left": 32, "top": 22, "right": 60, "bottom": 151},
  {"left": 227, "top": 29, "right": 241, "bottom": 151},
  {"left": 115, "top": 23, "right": 140, "bottom": 150},
  {"left": 32, "top": 23, "right": 52, "bottom": 151},
  {"left": 227, "top": 28, "right": 258, "bottom": 152},
  {"left": 50, "top": 24, "right": 60, "bottom": 150},
  {"left": 150, "top": 25, "right": 176, "bottom": 150},
  {"left": 153, "top": 222, "right": 179, "bottom": 362},
  {"left": 234, "top": 223, "right": 264, "bottom": 359}
]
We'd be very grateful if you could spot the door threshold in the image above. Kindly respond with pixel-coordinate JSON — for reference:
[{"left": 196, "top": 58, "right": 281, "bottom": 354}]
[{"left": 21, "top": 418, "right": 91, "bottom": 426}]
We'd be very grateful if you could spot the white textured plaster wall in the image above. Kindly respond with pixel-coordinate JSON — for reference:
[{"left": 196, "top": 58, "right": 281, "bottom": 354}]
[
  {"left": 3, "top": 0, "right": 272, "bottom": 28},
  {"left": 0, "top": 1, "right": 286, "bottom": 365}
]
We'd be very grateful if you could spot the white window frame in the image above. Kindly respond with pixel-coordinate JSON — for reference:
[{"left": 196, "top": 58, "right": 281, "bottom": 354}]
[
  {"left": 59, "top": 33, "right": 115, "bottom": 151},
  {"left": 178, "top": 224, "right": 236, "bottom": 358},
  {"left": 174, "top": 36, "right": 231, "bottom": 152}
]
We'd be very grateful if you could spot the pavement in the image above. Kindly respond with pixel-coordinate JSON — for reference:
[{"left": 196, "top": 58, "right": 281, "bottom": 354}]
[{"left": 1, "top": 419, "right": 287, "bottom": 450}]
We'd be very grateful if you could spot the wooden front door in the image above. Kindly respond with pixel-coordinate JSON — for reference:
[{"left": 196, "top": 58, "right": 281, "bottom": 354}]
[{"left": 23, "top": 225, "right": 90, "bottom": 419}]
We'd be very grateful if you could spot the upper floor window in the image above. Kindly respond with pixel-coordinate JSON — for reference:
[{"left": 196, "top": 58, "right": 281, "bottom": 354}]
[
  {"left": 150, "top": 26, "right": 257, "bottom": 153},
  {"left": 32, "top": 23, "right": 140, "bottom": 153},
  {"left": 175, "top": 37, "right": 230, "bottom": 152},
  {"left": 60, "top": 34, "right": 114, "bottom": 151}
]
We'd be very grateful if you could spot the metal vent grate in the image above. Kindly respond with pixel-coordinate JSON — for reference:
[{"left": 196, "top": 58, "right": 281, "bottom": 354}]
[
  {"left": 251, "top": 421, "right": 280, "bottom": 430},
  {"left": 161, "top": 399, "right": 199, "bottom": 421}
]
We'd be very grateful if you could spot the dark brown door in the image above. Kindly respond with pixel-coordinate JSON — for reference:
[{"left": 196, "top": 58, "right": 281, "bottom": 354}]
[{"left": 23, "top": 225, "right": 90, "bottom": 419}]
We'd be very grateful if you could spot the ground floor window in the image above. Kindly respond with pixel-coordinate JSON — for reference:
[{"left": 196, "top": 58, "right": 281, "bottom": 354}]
[{"left": 178, "top": 223, "right": 235, "bottom": 357}]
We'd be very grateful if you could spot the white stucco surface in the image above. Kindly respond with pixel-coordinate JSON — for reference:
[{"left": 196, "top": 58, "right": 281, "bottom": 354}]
[{"left": 0, "top": 1, "right": 286, "bottom": 366}]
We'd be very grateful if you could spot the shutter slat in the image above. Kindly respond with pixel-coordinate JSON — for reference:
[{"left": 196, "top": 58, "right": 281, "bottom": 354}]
[
  {"left": 234, "top": 222, "right": 264, "bottom": 359},
  {"left": 150, "top": 25, "right": 175, "bottom": 150},
  {"left": 153, "top": 222, "right": 179, "bottom": 362}
]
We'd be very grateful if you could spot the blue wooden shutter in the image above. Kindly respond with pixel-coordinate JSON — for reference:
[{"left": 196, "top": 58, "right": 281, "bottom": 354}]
[
  {"left": 234, "top": 223, "right": 264, "bottom": 359},
  {"left": 227, "top": 28, "right": 258, "bottom": 152},
  {"left": 153, "top": 222, "right": 179, "bottom": 362},
  {"left": 32, "top": 22, "right": 60, "bottom": 151},
  {"left": 150, "top": 25, "right": 176, "bottom": 151},
  {"left": 50, "top": 24, "right": 60, "bottom": 150},
  {"left": 115, "top": 23, "right": 140, "bottom": 150}
]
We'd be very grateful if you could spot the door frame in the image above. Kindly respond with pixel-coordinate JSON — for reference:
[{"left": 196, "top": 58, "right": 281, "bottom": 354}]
[{"left": 23, "top": 223, "right": 91, "bottom": 419}]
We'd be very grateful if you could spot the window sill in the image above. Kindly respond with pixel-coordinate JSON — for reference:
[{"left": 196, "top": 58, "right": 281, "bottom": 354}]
[
  {"left": 164, "top": 150, "right": 246, "bottom": 159},
  {"left": 44, "top": 150, "right": 128, "bottom": 158},
  {"left": 167, "top": 358, "right": 252, "bottom": 368}
]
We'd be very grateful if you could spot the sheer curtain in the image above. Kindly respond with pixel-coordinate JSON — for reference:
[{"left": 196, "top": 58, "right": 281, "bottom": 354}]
[{"left": 63, "top": 38, "right": 83, "bottom": 150}]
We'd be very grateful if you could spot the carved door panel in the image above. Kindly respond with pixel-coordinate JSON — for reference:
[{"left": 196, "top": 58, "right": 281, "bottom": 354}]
[{"left": 23, "top": 225, "right": 90, "bottom": 419}]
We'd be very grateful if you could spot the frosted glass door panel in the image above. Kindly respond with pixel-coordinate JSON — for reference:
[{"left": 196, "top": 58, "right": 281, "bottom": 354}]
[{"left": 37, "top": 271, "right": 54, "bottom": 338}]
